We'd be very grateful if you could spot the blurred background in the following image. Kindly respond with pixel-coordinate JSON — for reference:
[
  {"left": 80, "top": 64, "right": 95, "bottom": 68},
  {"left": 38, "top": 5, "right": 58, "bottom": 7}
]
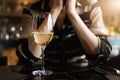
[{"left": 0, "top": 0, "right": 119, "bottom": 65}]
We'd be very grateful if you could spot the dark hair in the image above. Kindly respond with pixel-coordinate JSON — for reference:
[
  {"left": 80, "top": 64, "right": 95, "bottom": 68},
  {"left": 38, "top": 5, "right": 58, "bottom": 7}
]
[
  {"left": 64, "top": 0, "right": 66, "bottom": 5},
  {"left": 30, "top": 0, "right": 50, "bottom": 12}
]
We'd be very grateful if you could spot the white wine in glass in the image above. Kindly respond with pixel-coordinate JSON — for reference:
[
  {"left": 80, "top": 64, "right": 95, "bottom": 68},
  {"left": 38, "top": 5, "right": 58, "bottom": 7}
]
[
  {"left": 31, "top": 11, "right": 53, "bottom": 77},
  {"left": 32, "top": 31, "right": 53, "bottom": 76},
  {"left": 33, "top": 32, "right": 53, "bottom": 46}
]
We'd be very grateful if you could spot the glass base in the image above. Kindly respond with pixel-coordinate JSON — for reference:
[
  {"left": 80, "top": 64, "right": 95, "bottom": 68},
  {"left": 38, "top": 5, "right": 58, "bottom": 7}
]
[{"left": 32, "top": 69, "right": 53, "bottom": 76}]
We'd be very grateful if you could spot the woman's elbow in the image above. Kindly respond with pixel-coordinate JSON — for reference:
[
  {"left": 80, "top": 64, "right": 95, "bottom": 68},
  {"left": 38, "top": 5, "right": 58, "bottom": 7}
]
[{"left": 85, "top": 47, "right": 99, "bottom": 55}]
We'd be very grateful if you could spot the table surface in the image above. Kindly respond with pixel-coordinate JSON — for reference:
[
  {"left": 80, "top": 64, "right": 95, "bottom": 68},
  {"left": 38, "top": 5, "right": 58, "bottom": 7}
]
[
  {"left": 0, "top": 65, "right": 28, "bottom": 80},
  {"left": 1, "top": 65, "right": 120, "bottom": 80},
  {"left": 0, "top": 65, "right": 72, "bottom": 80}
]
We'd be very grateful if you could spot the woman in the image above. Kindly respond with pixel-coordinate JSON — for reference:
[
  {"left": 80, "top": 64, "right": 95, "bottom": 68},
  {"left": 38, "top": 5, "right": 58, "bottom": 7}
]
[{"left": 16, "top": 0, "right": 112, "bottom": 79}]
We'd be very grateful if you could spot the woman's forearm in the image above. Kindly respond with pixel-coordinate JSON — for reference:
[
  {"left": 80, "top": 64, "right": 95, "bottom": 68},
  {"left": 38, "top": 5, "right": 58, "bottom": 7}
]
[
  {"left": 29, "top": 0, "right": 63, "bottom": 58},
  {"left": 28, "top": 36, "right": 43, "bottom": 58},
  {"left": 50, "top": 0, "right": 63, "bottom": 26},
  {"left": 69, "top": 12, "right": 98, "bottom": 55},
  {"left": 66, "top": 0, "right": 99, "bottom": 55}
]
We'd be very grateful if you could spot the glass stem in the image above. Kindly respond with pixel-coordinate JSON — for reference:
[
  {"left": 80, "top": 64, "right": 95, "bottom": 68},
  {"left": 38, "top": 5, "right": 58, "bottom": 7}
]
[{"left": 41, "top": 46, "right": 45, "bottom": 71}]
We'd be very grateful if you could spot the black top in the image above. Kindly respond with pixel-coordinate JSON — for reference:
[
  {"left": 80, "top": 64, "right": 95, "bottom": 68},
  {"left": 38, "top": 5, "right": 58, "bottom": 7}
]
[{"left": 16, "top": 1, "right": 112, "bottom": 73}]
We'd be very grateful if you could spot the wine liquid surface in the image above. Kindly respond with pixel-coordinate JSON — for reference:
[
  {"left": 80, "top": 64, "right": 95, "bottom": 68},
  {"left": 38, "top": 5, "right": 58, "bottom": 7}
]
[{"left": 33, "top": 32, "right": 53, "bottom": 45}]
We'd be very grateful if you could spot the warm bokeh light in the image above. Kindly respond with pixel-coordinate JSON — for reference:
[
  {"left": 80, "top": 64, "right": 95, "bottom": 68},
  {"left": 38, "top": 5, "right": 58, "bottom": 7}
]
[
  {"left": 99, "top": 0, "right": 120, "bottom": 37},
  {"left": 108, "top": 0, "right": 120, "bottom": 10},
  {"left": 17, "top": 0, "right": 39, "bottom": 5}
]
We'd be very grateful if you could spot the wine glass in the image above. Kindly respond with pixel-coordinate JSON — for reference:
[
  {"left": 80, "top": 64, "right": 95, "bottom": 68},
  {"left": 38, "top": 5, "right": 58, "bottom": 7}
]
[
  {"left": 32, "top": 31, "right": 53, "bottom": 75},
  {"left": 32, "top": 12, "right": 53, "bottom": 77}
]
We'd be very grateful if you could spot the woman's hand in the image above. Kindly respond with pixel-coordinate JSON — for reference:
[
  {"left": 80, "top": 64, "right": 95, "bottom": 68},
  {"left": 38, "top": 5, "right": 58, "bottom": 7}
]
[{"left": 65, "top": 0, "right": 76, "bottom": 14}]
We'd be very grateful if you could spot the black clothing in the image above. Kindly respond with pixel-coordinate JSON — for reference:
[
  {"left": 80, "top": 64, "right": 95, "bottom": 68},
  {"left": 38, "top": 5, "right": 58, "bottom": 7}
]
[{"left": 16, "top": 1, "right": 112, "bottom": 80}]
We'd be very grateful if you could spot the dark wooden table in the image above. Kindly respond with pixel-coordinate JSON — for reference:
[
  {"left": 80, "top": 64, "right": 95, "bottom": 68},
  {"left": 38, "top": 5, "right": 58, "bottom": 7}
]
[
  {"left": 1, "top": 65, "right": 120, "bottom": 80},
  {"left": 0, "top": 65, "right": 71, "bottom": 80},
  {"left": 0, "top": 65, "right": 42, "bottom": 80}
]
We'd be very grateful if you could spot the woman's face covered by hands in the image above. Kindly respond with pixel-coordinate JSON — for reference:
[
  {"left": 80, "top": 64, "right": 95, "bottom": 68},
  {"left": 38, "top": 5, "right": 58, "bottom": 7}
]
[{"left": 77, "top": 0, "right": 89, "bottom": 6}]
